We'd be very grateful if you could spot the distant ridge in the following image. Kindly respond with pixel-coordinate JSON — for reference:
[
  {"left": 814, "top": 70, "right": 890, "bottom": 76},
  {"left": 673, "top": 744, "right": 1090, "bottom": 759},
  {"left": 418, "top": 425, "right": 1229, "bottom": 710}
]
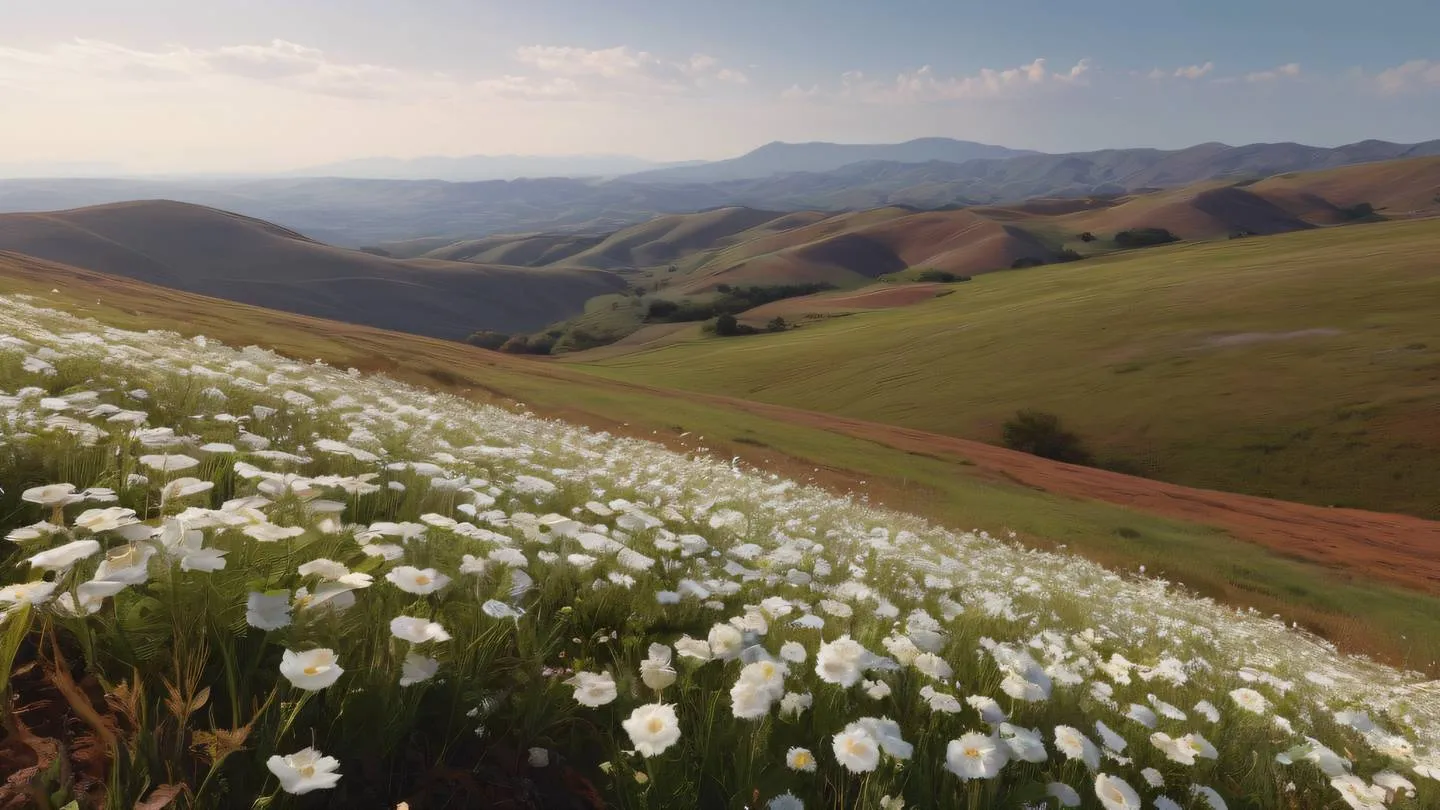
[
  {"left": 621, "top": 137, "right": 1038, "bottom": 183},
  {"left": 0, "top": 200, "right": 625, "bottom": 339}
]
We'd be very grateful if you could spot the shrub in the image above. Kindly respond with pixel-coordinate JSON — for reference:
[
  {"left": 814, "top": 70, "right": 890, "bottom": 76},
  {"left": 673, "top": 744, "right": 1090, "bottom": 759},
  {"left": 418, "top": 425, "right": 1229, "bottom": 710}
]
[
  {"left": 1000, "top": 409, "right": 1094, "bottom": 465},
  {"left": 714, "top": 313, "right": 740, "bottom": 336},
  {"left": 1113, "top": 228, "right": 1179, "bottom": 249},
  {"left": 1010, "top": 257, "right": 1046, "bottom": 269},
  {"left": 464, "top": 330, "right": 510, "bottom": 351},
  {"left": 914, "top": 269, "right": 970, "bottom": 283},
  {"left": 766, "top": 316, "right": 788, "bottom": 333},
  {"left": 1056, "top": 248, "right": 1083, "bottom": 263},
  {"left": 1341, "top": 202, "right": 1377, "bottom": 221},
  {"left": 1077, "top": 232, "right": 1096, "bottom": 242}
]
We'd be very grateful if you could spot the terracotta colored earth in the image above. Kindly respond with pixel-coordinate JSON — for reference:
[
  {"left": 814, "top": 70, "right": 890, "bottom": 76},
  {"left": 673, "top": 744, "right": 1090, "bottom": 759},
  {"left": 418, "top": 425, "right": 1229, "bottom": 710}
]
[{"left": 514, "top": 370, "right": 1440, "bottom": 596}]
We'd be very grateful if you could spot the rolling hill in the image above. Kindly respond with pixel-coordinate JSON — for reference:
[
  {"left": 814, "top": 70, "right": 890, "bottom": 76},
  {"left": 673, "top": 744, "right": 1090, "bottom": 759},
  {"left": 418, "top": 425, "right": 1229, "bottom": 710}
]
[
  {"left": 0, "top": 201, "right": 625, "bottom": 340},
  {"left": 7, "top": 248, "right": 1440, "bottom": 671},
  {"left": 578, "top": 217, "right": 1440, "bottom": 521},
  {"left": 4, "top": 138, "right": 1438, "bottom": 246}
]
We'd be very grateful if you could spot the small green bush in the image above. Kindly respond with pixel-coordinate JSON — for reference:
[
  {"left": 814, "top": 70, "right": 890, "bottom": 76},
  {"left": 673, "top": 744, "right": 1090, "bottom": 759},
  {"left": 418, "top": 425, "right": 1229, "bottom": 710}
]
[{"left": 1000, "top": 409, "right": 1094, "bottom": 465}]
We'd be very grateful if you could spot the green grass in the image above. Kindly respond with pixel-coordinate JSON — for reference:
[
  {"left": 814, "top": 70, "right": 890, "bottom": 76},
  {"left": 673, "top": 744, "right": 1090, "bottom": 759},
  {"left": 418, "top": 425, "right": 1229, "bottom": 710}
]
[
  {"left": 7, "top": 253, "right": 1440, "bottom": 673},
  {"left": 579, "top": 218, "right": 1440, "bottom": 519}
]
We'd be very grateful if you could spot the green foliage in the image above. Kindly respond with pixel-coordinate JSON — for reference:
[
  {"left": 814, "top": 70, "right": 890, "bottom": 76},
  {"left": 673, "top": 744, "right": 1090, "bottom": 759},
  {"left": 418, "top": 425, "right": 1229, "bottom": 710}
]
[
  {"left": 1113, "top": 228, "right": 1179, "bottom": 248},
  {"left": 1000, "top": 410, "right": 1096, "bottom": 465},
  {"left": 464, "top": 330, "right": 510, "bottom": 351},
  {"left": 1010, "top": 257, "right": 1047, "bottom": 269},
  {"left": 1341, "top": 202, "right": 1379, "bottom": 221},
  {"left": 913, "top": 270, "right": 971, "bottom": 284}
]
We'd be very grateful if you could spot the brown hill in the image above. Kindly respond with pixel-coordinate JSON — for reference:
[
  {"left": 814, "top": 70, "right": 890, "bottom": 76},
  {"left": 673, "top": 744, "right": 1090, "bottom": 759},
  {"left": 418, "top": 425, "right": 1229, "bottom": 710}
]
[
  {"left": 1249, "top": 156, "right": 1440, "bottom": 219},
  {"left": 0, "top": 201, "right": 624, "bottom": 340},
  {"left": 422, "top": 233, "right": 605, "bottom": 265},
  {"left": 555, "top": 207, "right": 790, "bottom": 270},
  {"left": 681, "top": 208, "right": 1056, "bottom": 292}
]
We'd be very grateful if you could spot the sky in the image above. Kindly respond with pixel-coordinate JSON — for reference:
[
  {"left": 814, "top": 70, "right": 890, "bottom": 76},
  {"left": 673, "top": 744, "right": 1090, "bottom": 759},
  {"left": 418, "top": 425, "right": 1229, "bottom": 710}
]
[{"left": 2, "top": 0, "right": 1439, "bottom": 173}]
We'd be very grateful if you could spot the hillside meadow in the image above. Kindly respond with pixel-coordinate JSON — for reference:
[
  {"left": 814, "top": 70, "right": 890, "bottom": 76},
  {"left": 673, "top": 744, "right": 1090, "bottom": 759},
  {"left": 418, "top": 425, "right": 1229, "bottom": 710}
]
[
  {"left": 2, "top": 294, "right": 1439, "bottom": 809},
  {"left": 578, "top": 218, "right": 1440, "bottom": 520}
]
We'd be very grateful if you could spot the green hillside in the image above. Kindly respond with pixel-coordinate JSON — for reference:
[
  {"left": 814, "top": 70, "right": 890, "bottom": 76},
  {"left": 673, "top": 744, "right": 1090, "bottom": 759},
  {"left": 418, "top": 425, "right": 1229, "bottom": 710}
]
[
  {"left": 579, "top": 217, "right": 1440, "bottom": 518},
  {"left": 6, "top": 249, "right": 1440, "bottom": 672}
]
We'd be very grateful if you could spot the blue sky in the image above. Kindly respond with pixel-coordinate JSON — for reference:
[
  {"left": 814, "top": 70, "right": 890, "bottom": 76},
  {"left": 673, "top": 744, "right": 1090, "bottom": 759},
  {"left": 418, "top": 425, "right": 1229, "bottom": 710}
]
[{"left": 2, "top": 1, "right": 1438, "bottom": 171}]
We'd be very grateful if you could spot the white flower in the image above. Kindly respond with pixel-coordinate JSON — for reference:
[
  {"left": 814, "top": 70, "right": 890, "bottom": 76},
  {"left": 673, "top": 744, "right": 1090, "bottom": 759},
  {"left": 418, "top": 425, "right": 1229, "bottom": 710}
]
[
  {"left": 779, "top": 640, "right": 807, "bottom": 663},
  {"left": 1195, "top": 700, "right": 1220, "bottom": 723},
  {"left": 831, "top": 727, "right": 880, "bottom": 773},
  {"left": 390, "top": 616, "right": 452, "bottom": 644},
  {"left": 527, "top": 747, "right": 549, "bottom": 768},
  {"left": 0, "top": 580, "right": 57, "bottom": 606},
  {"left": 912, "top": 651, "right": 953, "bottom": 680},
  {"left": 74, "top": 506, "right": 139, "bottom": 534},
  {"left": 242, "top": 523, "right": 306, "bottom": 543},
  {"left": 768, "top": 792, "right": 803, "bottom": 810},
  {"left": 139, "top": 454, "right": 200, "bottom": 472},
  {"left": 266, "top": 747, "right": 341, "bottom": 795},
  {"left": 1095, "top": 720, "right": 1127, "bottom": 753},
  {"left": 708, "top": 623, "right": 744, "bottom": 660},
  {"left": 786, "top": 747, "right": 817, "bottom": 772},
  {"left": 1154, "top": 798, "right": 1182, "bottom": 810},
  {"left": 967, "top": 695, "right": 1007, "bottom": 724},
  {"left": 160, "top": 477, "right": 213, "bottom": 503},
  {"left": 620, "top": 703, "right": 681, "bottom": 756},
  {"left": 998, "top": 723, "right": 1047, "bottom": 763},
  {"left": 280, "top": 648, "right": 343, "bottom": 691},
  {"left": 1095, "top": 773, "right": 1141, "bottom": 810},
  {"left": 779, "top": 691, "right": 812, "bottom": 718},
  {"left": 51, "top": 578, "right": 126, "bottom": 616},
  {"left": 863, "top": 679, "right": 892, "bottom": 699},
  {"left": 1142, "top": 767, "right": 1165, "bottom": 788},
  {"left": 640, "top": 643, "right": 677, "bottom": 691},
  {"left": 674, "top": 635, "right": 713, "bottom": 661},
  {"left": 92, "top": 542, "right": 157, "bottom": 584},
  {"left": 26, "top": 539, "right": 101, "bottom": 571},
  {"left": 1054, "top": 726, "right": 1101, "bottom": 770},
  {"left": 399, "top": 653, "right": 440, "bottom": 686},
  {"left": 386, "top": 566, "right": 450, "bottom": 595},
  {"left": 815, "top": 635, "right": 871, "bottom": 687},
  {"left": 1124, "top": 703, "right": 1158, "bottom": 729},
  {"left": 1229, "top": 687, "right": 1268, "bottom": 715},
  {"left": 297, "top": 558, "right": 350, "bottom": 580},
  {"left": 564, "top": 671, "right": 618, "bottom": 707},
  {"left": 7, "top": 521, "right": 64, "bottom": 543},
  {"left": 22, "top": 484, "right": 82, "bottom": 508},
  {"left": 945, "top": 732, "right": 1008, "bottom": 780},
  {"left": 1047, "top": 783, "right": 1081, "bottom": 808},
  {"left": 246, "top": 591, "right": 292, "bottom": 630}
]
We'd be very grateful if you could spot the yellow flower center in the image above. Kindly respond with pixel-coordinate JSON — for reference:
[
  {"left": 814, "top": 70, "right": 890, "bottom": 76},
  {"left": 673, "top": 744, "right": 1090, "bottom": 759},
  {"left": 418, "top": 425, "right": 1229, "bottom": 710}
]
[
  {"left": 299, "top": 765, "right": 315, "bottom": 777},
  {"left": 964, "top": 747, "right": 980, "bottom": 758},
  {"left": 304, "top": 665, "right": 321, "bottom": 675},
  {"left": 794, "top": 753, "right": 812, "bottom": 766},
  {"left": 647, "top": 717, "right": 664, "bottom": 734},
  {"left": 415, "top": 575, "right": 431, "bottom": 585}
]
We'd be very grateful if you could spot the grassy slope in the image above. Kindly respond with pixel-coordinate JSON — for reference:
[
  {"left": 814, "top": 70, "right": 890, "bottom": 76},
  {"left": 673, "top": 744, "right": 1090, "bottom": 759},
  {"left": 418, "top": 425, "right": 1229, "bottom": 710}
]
[
  {"left": 5, "top": 251, "right": 1440, "bottom": 672},
  {"left": 581, "top": 218, "right": 1440, "bottom": 520},
  {"left": 0, "top": 201, "right": 626, "bottom": 339}
]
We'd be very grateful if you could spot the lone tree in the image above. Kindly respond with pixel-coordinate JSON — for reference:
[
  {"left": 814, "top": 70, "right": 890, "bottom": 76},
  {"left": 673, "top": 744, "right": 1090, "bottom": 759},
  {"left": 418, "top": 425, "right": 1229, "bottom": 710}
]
[
  {"left": 714, "top": 313, "right": 741, "bottom": 336},
  {"left": 1000, "top": 409, "right": 1094, "bottom": 465}
]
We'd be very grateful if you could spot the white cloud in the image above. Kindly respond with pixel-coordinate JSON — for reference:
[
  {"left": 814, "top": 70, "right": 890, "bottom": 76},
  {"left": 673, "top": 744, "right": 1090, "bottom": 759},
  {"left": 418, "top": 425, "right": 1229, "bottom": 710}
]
[
  {"left": 508, "top": 44, "right": 745, "bottom": 96},
  {"left": 1373, "top": 59, "right": 1440, "bottom": 94},
  {"left": 1174, "top": 62, "right": 1214, "bottom": 79},
  {"left": 1245, "top": 62, "right": 1301, "bottom": 82},
  {"left": 815, "top": 58, "right": 1092, "bottom": 104}
]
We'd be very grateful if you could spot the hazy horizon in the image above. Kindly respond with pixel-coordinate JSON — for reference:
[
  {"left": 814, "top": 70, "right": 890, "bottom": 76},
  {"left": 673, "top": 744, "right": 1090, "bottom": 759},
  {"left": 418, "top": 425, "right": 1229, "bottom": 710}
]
[{"left": 3, "top": 0, "right": 1439, "bottom": 174}]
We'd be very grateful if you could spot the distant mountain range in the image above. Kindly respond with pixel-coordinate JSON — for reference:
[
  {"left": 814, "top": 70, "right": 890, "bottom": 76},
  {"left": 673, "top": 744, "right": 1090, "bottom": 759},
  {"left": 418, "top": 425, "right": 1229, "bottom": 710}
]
[
  {"left": 617, "top": 138, "right": 1037, "bottom": 183},
  {"left": 1, "top": 138, "right": 1437, "bottom": 245},
  {"left": 286, "top": 153, "right": 703, "bottom": 181}
]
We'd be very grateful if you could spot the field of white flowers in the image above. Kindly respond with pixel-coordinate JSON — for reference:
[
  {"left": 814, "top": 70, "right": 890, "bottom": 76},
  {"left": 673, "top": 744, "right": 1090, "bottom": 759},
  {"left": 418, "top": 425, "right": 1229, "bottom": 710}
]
[{"left": 1, "top": 293, "right": 1438, "bottom": 809}]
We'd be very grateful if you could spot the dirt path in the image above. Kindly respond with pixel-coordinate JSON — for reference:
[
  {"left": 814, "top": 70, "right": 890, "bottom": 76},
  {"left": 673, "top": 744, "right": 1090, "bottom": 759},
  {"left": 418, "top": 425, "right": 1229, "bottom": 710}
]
[{"left": 514, "top": 363, "right": 1440, "bottom": 595}]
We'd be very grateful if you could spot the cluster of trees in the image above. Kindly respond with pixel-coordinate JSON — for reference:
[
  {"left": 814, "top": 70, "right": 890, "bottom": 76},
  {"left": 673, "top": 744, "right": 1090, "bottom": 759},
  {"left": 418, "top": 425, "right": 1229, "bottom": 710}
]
[
  {"left": 644, "top": 283, "right": 835, "bottom": 324},
  {"left": 1113, "top": 228, "right": 1180, "bottom": 248},
  {"left": 914, "top": 269, "right": 972, "bottom": 283},
  {"left": 711, "top": 314, "right": 789, "bottom": 337}
]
